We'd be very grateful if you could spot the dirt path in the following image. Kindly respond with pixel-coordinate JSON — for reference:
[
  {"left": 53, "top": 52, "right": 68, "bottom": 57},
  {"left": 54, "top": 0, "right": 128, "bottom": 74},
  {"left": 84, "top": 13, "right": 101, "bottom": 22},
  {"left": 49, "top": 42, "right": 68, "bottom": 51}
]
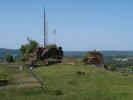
[{"left": 0, "top": 64, "right": 43, "bottom": 89}]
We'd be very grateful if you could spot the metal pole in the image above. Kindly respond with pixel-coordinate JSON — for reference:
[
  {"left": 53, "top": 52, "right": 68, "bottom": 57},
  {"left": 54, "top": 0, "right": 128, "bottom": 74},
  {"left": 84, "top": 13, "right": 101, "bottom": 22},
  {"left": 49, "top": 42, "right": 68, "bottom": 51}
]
[{"left": 44, "top": 7, "right": 46, "bottom": 47}]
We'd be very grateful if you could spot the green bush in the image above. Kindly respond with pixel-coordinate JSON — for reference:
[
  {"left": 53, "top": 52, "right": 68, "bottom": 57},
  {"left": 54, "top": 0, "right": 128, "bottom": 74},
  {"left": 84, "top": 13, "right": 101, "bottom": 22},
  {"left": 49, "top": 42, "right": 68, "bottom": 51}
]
[
  {"left": 46, "top": 44, "right": 63, "bottom": 59},
  {"left": 5, "top": 55, "right": 14, "bottom": 63},
  {"left": 128, "top": 66, "right": 133, "bottom": 70},
  {"left": 52, "top": 89, "right": 63, "bottom": 95},
  {"left": 108, "top": 64, "right": 117, "bottom": 70},
  {"left": 20, "top": 38, "right": 38, "bottom": 60},
  {"left": 83, "top": 53, "right": 88, "bottom": 64}
]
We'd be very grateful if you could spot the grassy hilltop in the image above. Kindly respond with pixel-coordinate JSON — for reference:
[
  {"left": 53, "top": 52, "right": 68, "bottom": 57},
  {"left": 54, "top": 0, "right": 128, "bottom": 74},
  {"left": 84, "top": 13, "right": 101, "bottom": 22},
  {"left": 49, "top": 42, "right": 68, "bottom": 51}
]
[{"left": 1, "top": 60, "right": 133, "bottom": 100}]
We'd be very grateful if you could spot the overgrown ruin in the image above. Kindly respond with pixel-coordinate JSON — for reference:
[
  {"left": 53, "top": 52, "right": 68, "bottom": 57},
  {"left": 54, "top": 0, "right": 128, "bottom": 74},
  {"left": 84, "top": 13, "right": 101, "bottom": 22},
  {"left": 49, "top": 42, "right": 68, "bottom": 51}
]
[
  {"left": 28, "top": 45, "right": 64, "bottom": 66},
  {"left": 83, "top": 50, "right": 103, "bottom": 65}
]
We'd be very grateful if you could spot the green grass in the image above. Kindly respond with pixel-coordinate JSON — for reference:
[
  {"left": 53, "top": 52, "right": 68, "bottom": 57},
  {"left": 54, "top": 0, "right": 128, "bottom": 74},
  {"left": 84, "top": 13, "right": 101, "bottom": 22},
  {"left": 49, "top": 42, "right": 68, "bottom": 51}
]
[
  {"left": 0, "top": 64, "right": 18, "bottom": 79},
  {"left": 1, "top": 62, "right": 133, "bottom": 100}
]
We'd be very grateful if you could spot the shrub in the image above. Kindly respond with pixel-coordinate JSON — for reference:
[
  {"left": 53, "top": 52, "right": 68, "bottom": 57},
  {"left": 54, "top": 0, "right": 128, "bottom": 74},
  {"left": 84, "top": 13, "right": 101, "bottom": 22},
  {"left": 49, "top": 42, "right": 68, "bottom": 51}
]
[
  {"left": 5, "top": 55, "right": 14, "bottom": 63},
  {"left": 20, "top": 38, "right": 38, "bottom": 60},
  {"left": 83, "top": 53, "right": 88, "bottom": 64},
  {"left": 108, "top": 64, "right": 117, "bottom": 70},
  {"left": 52, "top": 89, "right": 63, "bottom": 95}
]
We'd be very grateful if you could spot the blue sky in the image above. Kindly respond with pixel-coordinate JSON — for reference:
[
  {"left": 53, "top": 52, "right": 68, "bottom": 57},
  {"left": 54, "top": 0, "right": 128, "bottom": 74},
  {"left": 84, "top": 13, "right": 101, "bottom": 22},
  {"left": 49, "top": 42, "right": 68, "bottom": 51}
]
[{"left": 0, "top": 0, "right": 133, "bottom": 51}]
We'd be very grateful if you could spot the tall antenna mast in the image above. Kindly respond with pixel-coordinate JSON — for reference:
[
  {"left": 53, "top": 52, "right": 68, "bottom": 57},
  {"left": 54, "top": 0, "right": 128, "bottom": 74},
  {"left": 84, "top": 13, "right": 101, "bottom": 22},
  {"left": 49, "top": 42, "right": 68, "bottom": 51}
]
[
  {"left": 53, "top": 29, "right": 56, "bottom": 45},
  {"left": 44, "top": 7, "right": 47, "bottom": 47}
]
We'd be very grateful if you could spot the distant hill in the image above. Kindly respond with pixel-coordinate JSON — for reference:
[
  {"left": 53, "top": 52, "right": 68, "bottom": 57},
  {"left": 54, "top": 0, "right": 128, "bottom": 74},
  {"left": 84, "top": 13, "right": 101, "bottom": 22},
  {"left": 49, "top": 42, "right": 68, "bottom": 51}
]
[
  {"left": 0, "top": 48, "right": 133, "bottom": 59},
  {"left": 64, "top": 51, "right": 87, "bottom": 57},
  {"left": 64, "top": 51, "right": 133, "bottom": 57},
  {"left": 0, "top": 48, "right": 20, "bottom": 59}
]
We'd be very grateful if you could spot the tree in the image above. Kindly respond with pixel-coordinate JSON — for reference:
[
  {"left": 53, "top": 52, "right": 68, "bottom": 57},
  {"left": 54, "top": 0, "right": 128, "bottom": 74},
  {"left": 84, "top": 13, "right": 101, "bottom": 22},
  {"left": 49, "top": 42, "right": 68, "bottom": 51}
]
[
  {"left": 20, "top": 38, "right": 38, "bottom": 61},
  {"left": 28, "top": 39, "right": 38, "bottom": 53},
  {"left": 5, "top": 54, "right": 14, "bottom": 63},
  {"left": 57, "top": 47, "right": 63, "bottom": 59},
  {"left": 46, "top": 44, "right": 57, "bottom": 50},
  {"left": 83, "top": 53, "right": 89, "bottom": 64},
  {"left": 46, "top": 44, "right": 63, "bottom": 59},
  {"left": 46, "top": 44, "right": 58, "bottom": 59}
]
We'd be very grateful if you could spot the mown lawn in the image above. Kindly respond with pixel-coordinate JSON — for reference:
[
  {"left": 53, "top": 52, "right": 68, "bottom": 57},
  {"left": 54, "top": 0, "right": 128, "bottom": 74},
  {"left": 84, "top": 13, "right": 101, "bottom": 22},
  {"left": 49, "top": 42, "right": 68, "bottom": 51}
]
[{"left": 1, "top": 63, "right": 133, "bottom": 100}]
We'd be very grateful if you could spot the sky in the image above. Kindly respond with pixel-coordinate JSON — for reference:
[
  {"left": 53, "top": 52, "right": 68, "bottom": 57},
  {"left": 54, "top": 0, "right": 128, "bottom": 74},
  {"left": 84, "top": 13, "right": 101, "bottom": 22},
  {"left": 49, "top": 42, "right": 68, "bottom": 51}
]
[{"left": 0, "top": 0, "right": 133, "bottom": 51}]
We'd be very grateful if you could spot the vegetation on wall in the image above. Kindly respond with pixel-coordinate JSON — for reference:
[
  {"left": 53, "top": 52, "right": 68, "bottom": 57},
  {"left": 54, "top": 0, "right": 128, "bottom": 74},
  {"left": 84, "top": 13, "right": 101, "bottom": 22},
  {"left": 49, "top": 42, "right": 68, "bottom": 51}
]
[
  {"left": 20, "top": 38, "right": 38, "bottom": 61},
  {"left": 46, "top": 44, "right": 63, "bottom": 59}
]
